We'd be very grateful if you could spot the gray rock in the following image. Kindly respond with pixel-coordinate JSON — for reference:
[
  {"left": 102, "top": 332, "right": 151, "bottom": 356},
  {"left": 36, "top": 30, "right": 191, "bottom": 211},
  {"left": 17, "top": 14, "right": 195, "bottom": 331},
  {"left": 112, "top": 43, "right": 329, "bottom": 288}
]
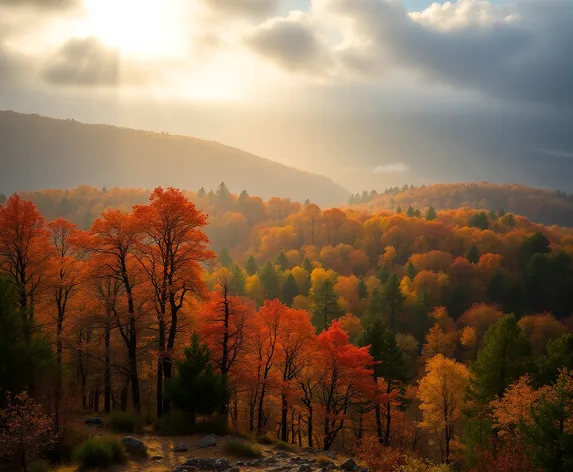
[
  {"left": 236, "top": 462, "right": 246, "bottom": 467},
  {"left": 173, "top": 443, "right": 189, "bottom": 452},
  {"left": 196, "top": 434, "right": 218, "bottom": 449},
  {"left": 323, "top": 451, "right": 337, "bottom": 459},
  {"left": 261, "top": 457, "right": 278, "bottom": 465},
  {"left": 174, "top": 458, "right": 233, "bottom": 472},
  {"left": 340, "top": 459, "right": 357, "bottom": 471},
  {"left": 246, "top": 458, "right": 263, "bottom": 467},
  {"left": 122, "top": 436, "right": 147, "bottom": 456},
  {"left": 83, "top": 417, "right": 104, "bottom": 427},
  {"left": 275, "top": 451, "right": 291, "bottom": 458}
]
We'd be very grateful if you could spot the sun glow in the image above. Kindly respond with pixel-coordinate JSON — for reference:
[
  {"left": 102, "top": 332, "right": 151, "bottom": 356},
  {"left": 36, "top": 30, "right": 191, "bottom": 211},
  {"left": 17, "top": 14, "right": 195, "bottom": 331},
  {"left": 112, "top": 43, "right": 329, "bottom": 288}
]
[{"left": 84, "top": 0, "right": 186, "bottom": 57}]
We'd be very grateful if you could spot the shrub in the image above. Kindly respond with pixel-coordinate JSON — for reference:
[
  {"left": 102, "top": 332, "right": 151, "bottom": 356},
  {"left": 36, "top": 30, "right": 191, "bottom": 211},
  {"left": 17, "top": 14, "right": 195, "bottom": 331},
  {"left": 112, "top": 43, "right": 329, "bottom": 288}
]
[
  {"left": 224, "top": 440, "right": 262, "bottom": 458},
  {"left": 50, "top": 425, "right": 91, "bottom": 463},
  {"left": 157, "top": 411, "right": 228, "bottom": 436},
  {"left": 256, "top": 434, "right": 276, "bottom": 445},
  {"left": 275, "top": 441, "right": 294, "bottom": 452},
  {"left": 72, "top": 436, "right": 125, "bottom": 470},
  {"left": 29, "top": 459, "right": 52, "bottom": 472},
  {"left": 108, "top": 410, "right": 140, "bottom": 433}
]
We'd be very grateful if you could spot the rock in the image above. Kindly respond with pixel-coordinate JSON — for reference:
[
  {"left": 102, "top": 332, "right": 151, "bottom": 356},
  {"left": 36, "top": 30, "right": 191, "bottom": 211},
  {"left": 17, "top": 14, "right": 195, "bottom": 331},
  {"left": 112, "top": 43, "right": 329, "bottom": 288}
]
[
  {"left": 236, "top": 462, "right": 246, "bottom": 467},
  {"left": 297, "top": 465, "right": 313, "bottom": 472},
  {"left": 269, "top": 466, "right": 293, "bottom": 472},
  {"left": 261, "top": 457, "right": 278, "bottom": 465},
  {"left": 174, "top": 458, "right": 233, "bottom": 472},
  {"left": 323, "top": 451, "right": 337, "bottom": 459},
  {"left": 122, "top": 436, "right": 147, "bottom": 457},
  {"left": 151, "top": 455, "right": 164, "bottom": 461},
  {"left": 304, "top": 448, "right": 318, "bottom": 455},
  {"left": 83, "top": 417, "right": 104, "bottom": 427},
  {"left": 246, "top": 458, "right": 263, "bottom": 467},
  {"left": 173, "top": 443, "right": 189, "bottom": 452},
  {"left": 196, "top": 434, "right": 218, "bottom": 449},
  {"left": 275, "top": 451, "right": 291, "bottom": 458},
  {"left": 340, "top": 459, "right": 357, "bottom": 471}
]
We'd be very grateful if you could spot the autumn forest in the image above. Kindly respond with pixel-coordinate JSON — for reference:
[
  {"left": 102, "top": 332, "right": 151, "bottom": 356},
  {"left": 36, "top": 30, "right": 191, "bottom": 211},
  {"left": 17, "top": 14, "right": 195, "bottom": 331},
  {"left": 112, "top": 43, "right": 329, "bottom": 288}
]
[{"left": 1, "top": 183, "right": 573, "bottom": 472}]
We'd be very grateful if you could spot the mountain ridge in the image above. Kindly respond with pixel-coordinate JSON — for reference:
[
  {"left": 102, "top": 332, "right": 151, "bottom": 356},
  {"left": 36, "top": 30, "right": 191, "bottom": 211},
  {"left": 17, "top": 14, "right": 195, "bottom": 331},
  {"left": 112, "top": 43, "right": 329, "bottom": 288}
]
[{"left": 0, "top": 110, "right": 350, "bottom": 206}]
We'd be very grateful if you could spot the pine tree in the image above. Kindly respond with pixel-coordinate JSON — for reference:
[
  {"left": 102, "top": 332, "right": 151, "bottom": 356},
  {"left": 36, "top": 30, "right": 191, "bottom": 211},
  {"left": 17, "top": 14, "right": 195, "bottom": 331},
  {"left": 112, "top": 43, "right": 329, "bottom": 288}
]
[
  {"left": 229, "top": 265, "right": 246, "bottom": 296},
  {"left": 425, "top": 206, "right": 437, "bottom": 221},
  {"left": 310, "top": 279, "right": 343, "bottom": 331},
  {"left": 259, "top": 262, "right": 280, "bottom": 300},
  {"left": 216, "top": 181, "right": 230, "bottom": 200},
  {"left": 197, "top": 187, "right": 206, "bottom": 199},
  {"left": 406, "top": 261, "right": 416, "bottom": 280},
  {"left": 218, "top": 248, "right": 233, "bottom": 268},
  {"left": 302, "top": 257, "right": 314, "bottom": 273},
  {"left": 360, "top": 318, "right": 407, "bottom": 445},
  {"left": 165, "top": 333, "right": 228, "bottom": 424},
  {"left": 382, "top": 274, "right": 406, "bottom": 331},
  {"left": 466, "top": 243, "right": 480, "bottom": 264},
  {"left": 396, "top": 206, "right": 402, "bottom": 214},
  {"left": 413, "top": 287, "right": 433, "bottom": 347},
  {"left": 238, "top": 189, "right": 249, "bottom": 202},
  {"left": 376, "top": 265, "right": 390, "bottom": 284},
  {"left": 282, "top": 273, "right": 299, "bottom": 306},
  {"left": 274, "top": 250, "right": 289, "bottom": 271},
  {"left": 244, "top": 255, "right": 258, "bottom": 276},
  {"left": 357, "top": 278, "right": 368, "bottom": 299}
]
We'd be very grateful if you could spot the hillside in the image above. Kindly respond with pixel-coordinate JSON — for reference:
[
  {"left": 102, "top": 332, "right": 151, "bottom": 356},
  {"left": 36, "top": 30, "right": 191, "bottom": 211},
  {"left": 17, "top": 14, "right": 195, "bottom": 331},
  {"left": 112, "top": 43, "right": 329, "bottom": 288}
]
[
  {"left": 350, "top": 182, "right": 573, "bottom": 227},
  {"left": 0, "top": 111, "right": 350, "bottom": 206}
]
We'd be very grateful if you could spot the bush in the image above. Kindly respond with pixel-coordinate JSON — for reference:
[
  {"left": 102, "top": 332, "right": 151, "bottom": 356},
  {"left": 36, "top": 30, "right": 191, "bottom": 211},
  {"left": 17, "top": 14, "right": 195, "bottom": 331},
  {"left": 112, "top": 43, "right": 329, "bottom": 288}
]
[
  {"left": 50, "top": 425, "right": 92, "bottom": 463},
  {"left": 256, "top": 434, "right": 276, "bottom": 445},
  {"left": 157, "top": 411, "right": 228, "bottom": 436},
  {"left": 224, "top": 440, "right": 262, "bottom": 458},
  {"left": 29, "top": 460, "right": 52, "bottom": 472},
  {"left": 275, "top": 441, "right": 294, "bottom": 452},
  {"left": 73, "top": 436, "right": 125, "bottom": 470},
  {"left": 108, "top": 410, "right": 140, "bottom": 433}
]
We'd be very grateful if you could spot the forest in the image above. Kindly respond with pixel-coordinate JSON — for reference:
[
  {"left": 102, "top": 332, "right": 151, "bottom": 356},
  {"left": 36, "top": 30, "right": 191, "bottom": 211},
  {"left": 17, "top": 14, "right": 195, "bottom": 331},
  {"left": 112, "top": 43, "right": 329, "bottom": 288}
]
[{"left": 1, "top": 184, "right": 573, "bottom": 472}]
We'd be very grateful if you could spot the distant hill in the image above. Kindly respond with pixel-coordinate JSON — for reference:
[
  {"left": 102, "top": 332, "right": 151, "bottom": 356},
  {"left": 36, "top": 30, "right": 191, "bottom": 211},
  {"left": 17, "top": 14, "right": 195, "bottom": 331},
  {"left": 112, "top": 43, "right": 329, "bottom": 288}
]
[
  {"left": 350, "top": 182, "right": 573, "bottom": 227},
  {"left": 0, "top": 111, "right": 350, "bottom": 206}
]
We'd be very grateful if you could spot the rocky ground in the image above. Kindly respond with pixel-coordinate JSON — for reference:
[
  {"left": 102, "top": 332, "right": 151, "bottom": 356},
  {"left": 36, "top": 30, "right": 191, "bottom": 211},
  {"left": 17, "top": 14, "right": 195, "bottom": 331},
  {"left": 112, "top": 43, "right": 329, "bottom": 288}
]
[{"left": 88, "top": 431, "right": 367, "bottom": 472}]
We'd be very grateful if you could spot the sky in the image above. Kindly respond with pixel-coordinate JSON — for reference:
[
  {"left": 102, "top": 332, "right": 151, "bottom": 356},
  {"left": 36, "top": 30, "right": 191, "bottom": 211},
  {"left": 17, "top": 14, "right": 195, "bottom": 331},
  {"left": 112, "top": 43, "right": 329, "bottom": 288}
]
[{"left": 1, "top": 0, "right": 572, "bottom": 192}]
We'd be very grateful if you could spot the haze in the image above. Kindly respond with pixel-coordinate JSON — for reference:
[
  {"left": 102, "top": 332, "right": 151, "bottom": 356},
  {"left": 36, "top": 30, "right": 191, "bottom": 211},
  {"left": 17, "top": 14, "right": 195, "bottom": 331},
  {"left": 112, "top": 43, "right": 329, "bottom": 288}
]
[{"left": 1, "top": 0, "right": 572, "bottom": 192}]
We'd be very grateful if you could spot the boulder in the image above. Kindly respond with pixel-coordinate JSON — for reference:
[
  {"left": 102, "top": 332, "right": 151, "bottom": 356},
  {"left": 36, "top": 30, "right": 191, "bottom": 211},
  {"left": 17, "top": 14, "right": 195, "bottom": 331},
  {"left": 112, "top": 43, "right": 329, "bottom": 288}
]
[
  {"left": 83, "top": 417, "right": 104, "bottom": 427},
  {"left": 246, "top": 458, "right": 263, "bottom": 467},
  {"left": 173, "top": 444, "right": 189, "bottom": 452},
  {"left": 122, "top": 436, "right": 147, "bottom": 457},
  {"left": 339, "top": 459, "right": 357, "bottom": 471},
  {"left": 196, "top": 434, "right": 218, "bottom": 449},
  {"left": 261, "top": 457, "right": 278, "bottom": 465},
  {"left": 174, "top": 458, "right": 233, "bottom": 472}
]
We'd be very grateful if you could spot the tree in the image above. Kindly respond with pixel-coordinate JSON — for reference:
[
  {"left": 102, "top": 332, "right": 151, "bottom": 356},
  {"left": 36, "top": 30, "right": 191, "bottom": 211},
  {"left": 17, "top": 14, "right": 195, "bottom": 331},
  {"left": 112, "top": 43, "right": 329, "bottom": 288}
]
[
  {"left": 274, "top": 250, "right": 289, "bottom": 271},
  {"left": 310, "top": 278, "right": 343, "bottom": 331},
  {"left": 133, "top": 187, "right": 215, "bottom": 416},
  {"left": 216, "top": 181, "right": 230, "bottom": 200},
  {"left": 357, "top": 278, "right": 368, "bottom": 299},
  {"left": 418, "top": 354, "right": 470, "bottom": 463},
  {"left": 244, "top": 255, "right": 258, "bottom": 276},
  {"left": 538, "top": 334, "right": 573, "bottom": 385},
  {"left": 406, "top": 261, "right": 416, "bottom": 280},
  {"left": 0, "top": 392, "right": 55, "bottom": 472},
  {"left": 466, "top": 244, "right": 480, "bottom": 264},
  {"left": 282, "top": 273, "right": 299, "bottom": 306},
  {"left": 229, "top": 265, "right": 247, "bottom": 296},
  {"left": 381, "top": 274, "right": 406, "bottom": 331},
  {"left": 360, "top": 318, "right": 407, "bottom": 445},
  {"left": 218, "top": 248, "right": 233, "bottom": 268},
  {"left": 426, "top": 206, "right": 437, "bottom": 221},
  {"left": 259, "top": 261, "right": 280, "bottom": 300},
  {"left": 166, "top": 333, "right": 228, "bottom": 424},
  {"left": 469, "top": 211, "right": 490, "bottom": 230}
]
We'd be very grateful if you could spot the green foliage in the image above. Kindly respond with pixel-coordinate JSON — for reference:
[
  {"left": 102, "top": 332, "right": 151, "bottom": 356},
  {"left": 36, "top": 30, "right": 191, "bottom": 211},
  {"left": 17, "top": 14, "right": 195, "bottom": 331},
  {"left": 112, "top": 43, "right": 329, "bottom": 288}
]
[
  {"left": 216, "top": 182, "right": 230, "bottom": 200},
  {"left": 381, "top": 274, "right": 406, "bottom": 331},
  {"left": 466, "top": 243, "right": 480, "bottom": 264},
  {"left": 469, "top": 211, "right": 490, "bottom": 230},
  {"left": 302, "top": 257, "right": 314, "bottom": 274},
  {"left": 425, "top": 206, "right": 437, "bottom": 221},
  {"left": 259, "top": 262, "right": 281, "bottom": 300},
  {"left": 310, "top": 278, "right": 343, "bottom": 331},
  {"left": 357, "top": 278, "right": 368, "bottom": 299},
  {"left": 274, "top": 250, "right": 289, "bottom": 271},
  {"left": 538, "top": 334, "right": 573, "bottom": 385},
  {"left": 224, "top": 440, "right": 262, "bottom": 458},
  {"left": 256, "top": 435, "right": 276, "bottom": 445},
  {"left": 229, "top": 265, "right": 247, "bottom": 296},
  {"left": 156, "top": 411, "right": 229, "bottom": 436},
  {"left": 0, "top": 278, "right": 54, "bottom": 405},
  {"left": 218, "top": 248, "right": 233, "bottom": 268},
  {"left": 274, "top": 441, "right": 294, "bottom": 452},
  {"left": 165, "top": 333, "right": 228, "bottom": 424},
  {"left": 376, "top": 265, "right": 390, "bottom": 284},
  {"left": 413, "top": 288, "right": 433, "bottom": 346},
  {"left": 500, "top": 212, "right": 515, "bottom": 227},
  {"left": 72, "top": 436, "right": 125, "bottom": 470},
  {"left": 108, "top": 410, "right": 140, "bottom": 433},
  {"left": 405, "top": 261, "right": 416, "bottom": 280},
  {"left": 282, "top": 273, "right": 299, "bottom": 306},
  {"left": 446, "top": 282, "right": 469, "bottom": 320},
  {"left": 244, "top": 256, "right": 258, "bottom": 276}
]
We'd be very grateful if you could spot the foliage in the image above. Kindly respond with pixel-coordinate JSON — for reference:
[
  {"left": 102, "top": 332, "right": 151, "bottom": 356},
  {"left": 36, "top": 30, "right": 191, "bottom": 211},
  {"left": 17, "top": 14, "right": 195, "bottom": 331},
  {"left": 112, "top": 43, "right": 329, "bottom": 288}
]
[
  {"left": 72, "top": 436, "right": 125, "bottom": 470},
  {"left": 224, "top": 440, "right": 262, "bottom": 458},
  {"left": 107, "top": 410, "right": 141, "bottom": 433}
]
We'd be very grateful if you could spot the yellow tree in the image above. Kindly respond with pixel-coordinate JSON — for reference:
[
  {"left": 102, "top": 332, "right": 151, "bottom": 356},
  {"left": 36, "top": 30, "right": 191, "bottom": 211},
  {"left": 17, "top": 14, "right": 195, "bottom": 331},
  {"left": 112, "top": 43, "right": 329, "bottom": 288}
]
[{"left": 418, "top": 354, "right": 470, "bottom": 463}]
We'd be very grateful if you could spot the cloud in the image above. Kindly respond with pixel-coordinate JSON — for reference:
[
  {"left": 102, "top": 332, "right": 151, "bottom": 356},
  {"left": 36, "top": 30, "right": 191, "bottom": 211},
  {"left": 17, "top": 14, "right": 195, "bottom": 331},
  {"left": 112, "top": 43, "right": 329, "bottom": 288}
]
[
  {"left": 200, "top": 0, "right": 280, "bottom": 19},
  {"left": 0, "top": 0, "right": 77, "bottom": 8},
  {"left": 42, "top": 37, "right": 120, "bottom": 87},
  {"left": 373, "top": 162, "right": 410, "bottom": 174},
  {"left": 246, "top": 11, "right": 333, "bottom": 73},
  {"left": 325, "top": 0, "right": 573, "bottom": 107}
]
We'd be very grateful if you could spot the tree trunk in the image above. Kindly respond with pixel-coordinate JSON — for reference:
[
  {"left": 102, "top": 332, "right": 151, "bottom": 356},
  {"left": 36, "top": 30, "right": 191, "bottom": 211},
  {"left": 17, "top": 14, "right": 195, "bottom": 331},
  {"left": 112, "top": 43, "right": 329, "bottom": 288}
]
[
  {"left": 55, "top": 307, "right": 63, "bottom": 432},
  {"left": 375, "top": 404, "right": 383, "bottom": 444},
  {"left": 385, "top": 401, "right": 391, "bottom": 446},
  {"left": 104, "top": 312, "right": 111, "bottom": 414},
  {"left": 307, "top": 407, "right": 313, "bottom": 448},
  {"left": 281, "top": 394, "right": 288, "bottom": 442},
  {"left": 157, "top": 318, "right": 165, "bottom": 418}
]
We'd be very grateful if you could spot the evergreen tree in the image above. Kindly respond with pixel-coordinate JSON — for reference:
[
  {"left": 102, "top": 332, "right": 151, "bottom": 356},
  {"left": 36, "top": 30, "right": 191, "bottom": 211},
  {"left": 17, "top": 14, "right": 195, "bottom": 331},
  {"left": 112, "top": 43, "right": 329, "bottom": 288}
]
[
  {"left": 498, "top": 208, "right": 506, "bottom": 217},
  {"left": 488, "top": 209, "right": 497, "bottom": 221},
  {"left": 469, "top": 211, "right": 490, "bottom": 230},
  {"left": 0, "top": 192, "right": 7, "bottom": 205},
  {"left": 218, "top": 248, "right": 233, "bottom": 268},
  {"left": 304, "top": 199, "right": 310, "bottom": 206},
  {"left": 396, "top": 206, "right": 402, "bottom": 214},
  {"left": 302, "top": 257, "right": 314, "bottom": 273},
  {"left": 360, "top": 318, "right": 407, "bottom": 445},
  {"left": 216, "top": 181, "right": 231, "bottom": 200},
  {"left": 466, "top": 243, "right": 480, "bottom": 264},
  {"left": 425, "top": 206, "right": 437, "bottom": 221},
  {"left": 310, "top": 279, "right": 343, "bottom": 331},
  {"left": 166, "top": 333, "right": 228, "bottom": 424},
  {"left": 259, "top": 262, "right": 280, "bottom": 300},
  {"left": 500, "top": 213, "right": 515, "bottom": 227},
  {"left": 447, "top": 282, "right": 469, "bottom": 319},
  {"left": 406, "top": 260, "right": 416, "bottom": 280},
  {"left": 487, "top": 269, "right": 504, "bottom": 304},
  {"left": 381, "top": 274, "right": 406, "bottom": 331},
  {"left": 366, "top": 288, "right": 385, "bottom": 323},
  {"left": 197, "top": 187, "right": 206, "bottom": 199},
  {"left": 537, "top": 334, "right": 573, "bottom": 385},
  {"left": 244, "top": 255, "right": 258, "bottom": 276},
  {"left": 357, "top": 278, "right": 368, "bottom": 299},
  {"left": 282, "top": 273, "right": 299, "bottom": 306},
  {"left": 274, "top": 250, "right": 289, "bottom": 271},
  {"left": 413, "top": 287, "right": 433, "bottom": 347},
  {"left": 238, "top": 189, "right": 249, "bottom": 202},
  {"left": 229, "top": 265, "right": 246, "bottom": 296}
]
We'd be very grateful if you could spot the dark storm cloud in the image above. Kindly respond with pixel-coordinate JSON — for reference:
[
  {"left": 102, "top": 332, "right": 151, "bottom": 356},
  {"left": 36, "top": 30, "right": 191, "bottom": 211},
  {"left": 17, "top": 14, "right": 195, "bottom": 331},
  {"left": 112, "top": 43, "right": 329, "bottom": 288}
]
[
  {"left": 42, "top": 37, "right": 120, "bottom": 87},
  {"left": 246, "top": 14, "right": 332, "bottom": 72},
  {"left": 330, "top": 0, "right": 573, "bottom": 107}
]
